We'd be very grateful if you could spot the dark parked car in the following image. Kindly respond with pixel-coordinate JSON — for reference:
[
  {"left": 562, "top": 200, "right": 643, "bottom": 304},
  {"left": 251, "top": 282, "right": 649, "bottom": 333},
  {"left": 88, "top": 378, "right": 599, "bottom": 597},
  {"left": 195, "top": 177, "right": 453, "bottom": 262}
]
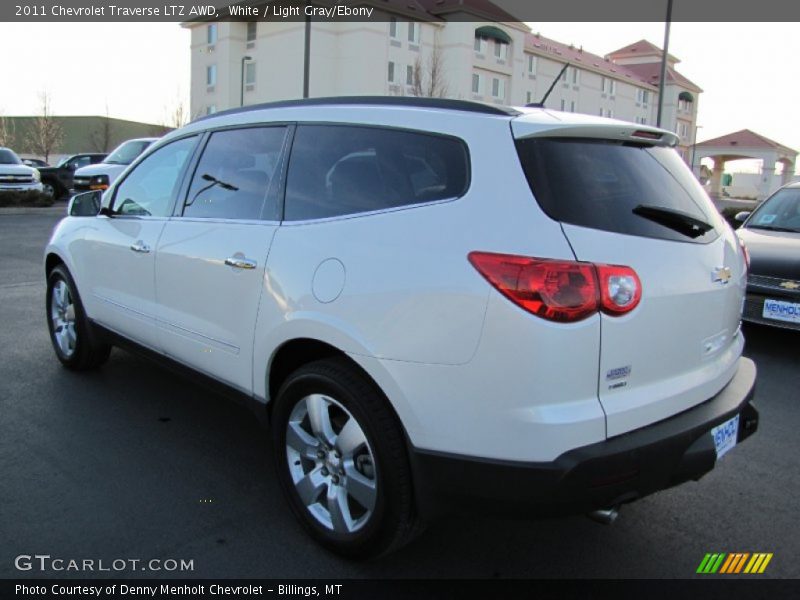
[
  {"left": 736, "top": 182, "right": 800, "bottom": 330},
  {"left": 38, "top": 153, "right": 107, "bottom": 199}
]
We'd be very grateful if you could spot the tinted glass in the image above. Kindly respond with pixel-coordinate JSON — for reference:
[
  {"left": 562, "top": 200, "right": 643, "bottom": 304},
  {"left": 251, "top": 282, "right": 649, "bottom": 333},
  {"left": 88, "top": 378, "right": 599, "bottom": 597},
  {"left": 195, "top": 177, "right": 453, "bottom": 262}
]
[
  {"left": 746, "top": 187, "right": 800, "bottom": 232},
  {"left": 105, "top": 140, "right": 153, "bottom": 165},
  {"left": 285, "top": 125, "right": 469, "bottom": 221},
  {"left": 69, "top": 156, "right": 92, "bottom": 170},
  {"left": 515, "top": 138, "right": 720, "bottom": 243},
  {"left": 113, "top": 136, "right": 196, "bottom": 217},
  {"left": 0, "top": 149, "right": 21, "bottom": 164},
  {"left": 184, "top": 127, "right": 287, "bottom": 221}
]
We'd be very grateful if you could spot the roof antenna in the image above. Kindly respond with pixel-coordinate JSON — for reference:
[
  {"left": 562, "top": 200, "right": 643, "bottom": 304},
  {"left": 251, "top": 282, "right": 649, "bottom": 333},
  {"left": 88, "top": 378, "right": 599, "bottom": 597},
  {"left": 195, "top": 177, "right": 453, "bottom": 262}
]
[{"left": 527, "top": 62, "right": 570, "bottom": 108}]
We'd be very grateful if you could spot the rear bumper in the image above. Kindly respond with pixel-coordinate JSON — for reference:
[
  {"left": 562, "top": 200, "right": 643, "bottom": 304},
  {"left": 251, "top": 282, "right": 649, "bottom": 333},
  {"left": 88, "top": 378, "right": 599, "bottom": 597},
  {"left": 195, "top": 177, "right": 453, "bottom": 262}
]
[{"left": 410, "top": 357, "right": 757, "bottom": 519}]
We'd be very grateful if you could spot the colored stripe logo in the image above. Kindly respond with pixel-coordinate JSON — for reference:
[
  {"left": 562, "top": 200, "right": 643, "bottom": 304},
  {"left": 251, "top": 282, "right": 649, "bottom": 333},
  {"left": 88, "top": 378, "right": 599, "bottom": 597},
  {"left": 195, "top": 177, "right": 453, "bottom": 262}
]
[{"left": 697, "top": 553, "right": 773, "bottom": 574}]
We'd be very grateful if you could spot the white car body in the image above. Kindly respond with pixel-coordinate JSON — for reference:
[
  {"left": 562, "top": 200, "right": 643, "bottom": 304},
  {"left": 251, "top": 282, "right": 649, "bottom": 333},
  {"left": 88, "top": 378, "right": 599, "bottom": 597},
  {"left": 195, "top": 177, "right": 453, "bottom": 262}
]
[
  {"left": 0, "top": 147, "right": 43, "bottom": 193},
  {"left": 72, "top": 138, "right": 158, "bottom": 192},
  {"left": 45, "top": 98, "right": 757, "bottom": 555}
]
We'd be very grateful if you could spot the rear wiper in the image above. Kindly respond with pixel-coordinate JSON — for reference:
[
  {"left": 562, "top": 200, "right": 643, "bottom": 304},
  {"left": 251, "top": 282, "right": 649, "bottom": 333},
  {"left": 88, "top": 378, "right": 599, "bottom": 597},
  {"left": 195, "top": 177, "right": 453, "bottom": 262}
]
[
  {"left": 747, "top": 225, "right": 800, "bottom": 233},
  {"left": 632, "top": 204, "right": 714, "bottom": 239}
]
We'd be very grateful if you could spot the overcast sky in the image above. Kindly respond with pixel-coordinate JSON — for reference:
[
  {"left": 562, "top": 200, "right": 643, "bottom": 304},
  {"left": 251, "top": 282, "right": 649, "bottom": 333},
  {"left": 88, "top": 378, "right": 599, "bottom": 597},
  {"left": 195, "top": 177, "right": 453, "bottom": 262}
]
[{"left": 0, "top": 21, "right": 797, "bottom": 173}]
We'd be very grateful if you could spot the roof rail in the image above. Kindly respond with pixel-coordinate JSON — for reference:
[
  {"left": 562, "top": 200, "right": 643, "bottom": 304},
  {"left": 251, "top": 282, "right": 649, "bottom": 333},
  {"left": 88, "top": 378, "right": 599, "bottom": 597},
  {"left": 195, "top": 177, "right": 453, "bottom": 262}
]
[{"left": 194, "top": 96, "right": 521, "bottom": 122}]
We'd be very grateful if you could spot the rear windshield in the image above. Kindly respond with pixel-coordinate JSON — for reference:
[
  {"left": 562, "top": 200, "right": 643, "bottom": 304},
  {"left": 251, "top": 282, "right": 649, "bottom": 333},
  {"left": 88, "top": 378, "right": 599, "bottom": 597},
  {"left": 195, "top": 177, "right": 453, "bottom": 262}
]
[{"left": 515, "top": 138, "right": 720, "bottom": 243}]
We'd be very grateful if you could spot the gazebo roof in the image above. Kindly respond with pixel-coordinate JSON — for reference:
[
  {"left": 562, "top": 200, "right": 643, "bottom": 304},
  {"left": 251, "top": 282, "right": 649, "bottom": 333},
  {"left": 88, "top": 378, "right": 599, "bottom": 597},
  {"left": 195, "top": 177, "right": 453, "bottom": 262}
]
[{"left": 696, "top": 129, "right": 796, "bottom": 157}]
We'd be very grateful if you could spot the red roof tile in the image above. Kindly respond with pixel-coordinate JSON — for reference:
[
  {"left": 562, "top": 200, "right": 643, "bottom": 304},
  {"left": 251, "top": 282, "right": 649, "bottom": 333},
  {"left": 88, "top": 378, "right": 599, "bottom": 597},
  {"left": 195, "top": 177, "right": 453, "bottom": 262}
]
[
  {"left": 524, "top": 33, "right": 658, "bottom": 90},
  {"left": 417, "top": 0, "right": 521, "bottom": 23},
  {"left": 608, "top": 39, "right": 679, "bottom": 63}
]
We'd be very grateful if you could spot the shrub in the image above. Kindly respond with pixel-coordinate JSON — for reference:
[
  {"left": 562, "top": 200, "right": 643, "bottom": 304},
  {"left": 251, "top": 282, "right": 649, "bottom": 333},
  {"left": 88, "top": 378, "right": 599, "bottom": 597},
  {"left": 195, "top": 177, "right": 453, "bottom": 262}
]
[
  {"left": 0, "top": 190, "right": 56, "bottom": 208},
  {"left": 718, "top": 206, "right": 748, "bottom": 229}
]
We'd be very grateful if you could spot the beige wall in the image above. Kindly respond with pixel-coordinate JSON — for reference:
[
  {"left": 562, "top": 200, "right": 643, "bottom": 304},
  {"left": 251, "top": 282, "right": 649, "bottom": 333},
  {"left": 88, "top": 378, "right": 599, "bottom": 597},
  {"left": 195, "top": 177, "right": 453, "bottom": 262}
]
[{"left": 187, "top": 20, "right": 699, "bottom": 164}]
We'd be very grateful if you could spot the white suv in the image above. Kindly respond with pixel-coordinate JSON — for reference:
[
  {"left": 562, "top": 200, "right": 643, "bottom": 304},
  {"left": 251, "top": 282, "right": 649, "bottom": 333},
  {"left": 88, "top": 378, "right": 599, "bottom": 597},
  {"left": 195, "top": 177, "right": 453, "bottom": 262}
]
[{"left": 45, "top": 98, "right": 758, "bottom": 558}]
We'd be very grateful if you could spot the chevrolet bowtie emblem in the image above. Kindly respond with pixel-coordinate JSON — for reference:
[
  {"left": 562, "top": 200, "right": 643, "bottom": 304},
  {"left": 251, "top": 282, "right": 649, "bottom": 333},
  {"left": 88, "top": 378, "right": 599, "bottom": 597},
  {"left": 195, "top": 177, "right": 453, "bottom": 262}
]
[
  {"left": 712, "top": 267, "right": 732, "bottom": 284},
  {"left": 779, "top": 280, "right": 800, "bottom": 290}
]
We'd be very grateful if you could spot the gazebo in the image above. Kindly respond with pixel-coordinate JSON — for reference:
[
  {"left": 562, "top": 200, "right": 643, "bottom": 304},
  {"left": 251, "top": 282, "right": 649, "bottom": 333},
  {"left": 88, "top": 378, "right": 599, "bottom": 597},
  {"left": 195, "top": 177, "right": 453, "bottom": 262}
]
[{"left": 693, "top": 129, "right": 797, "bottom": 202}]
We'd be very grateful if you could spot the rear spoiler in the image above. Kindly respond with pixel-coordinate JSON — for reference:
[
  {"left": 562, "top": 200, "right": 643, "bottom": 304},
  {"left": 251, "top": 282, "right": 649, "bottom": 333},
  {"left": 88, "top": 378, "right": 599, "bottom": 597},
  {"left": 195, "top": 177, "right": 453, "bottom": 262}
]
[{"left": 511, "top": 113, "right": 679, "bottom": 148}]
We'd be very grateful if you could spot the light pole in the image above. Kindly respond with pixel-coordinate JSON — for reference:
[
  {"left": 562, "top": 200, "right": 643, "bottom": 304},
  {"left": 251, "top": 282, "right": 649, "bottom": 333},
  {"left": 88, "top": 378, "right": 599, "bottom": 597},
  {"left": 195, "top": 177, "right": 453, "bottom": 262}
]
[
  {"left": 690, "top": 124, "right": 703, "bottom": 178},
  {"left": 303, "top": 12, "right": 311, "bottom": 98},
  {"left": 241, "top": 55, "right": 252, "bottom": 107},
  {"left": 656, "top": 0, "right": 673, "bottom": 127}
]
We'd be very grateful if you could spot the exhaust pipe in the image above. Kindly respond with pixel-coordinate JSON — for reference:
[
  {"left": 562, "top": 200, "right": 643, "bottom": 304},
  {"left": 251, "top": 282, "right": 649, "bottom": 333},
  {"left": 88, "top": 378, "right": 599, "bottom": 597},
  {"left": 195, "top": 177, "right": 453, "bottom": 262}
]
[{"left": 587, "top": 507, "right": 619, "bottom": 525}]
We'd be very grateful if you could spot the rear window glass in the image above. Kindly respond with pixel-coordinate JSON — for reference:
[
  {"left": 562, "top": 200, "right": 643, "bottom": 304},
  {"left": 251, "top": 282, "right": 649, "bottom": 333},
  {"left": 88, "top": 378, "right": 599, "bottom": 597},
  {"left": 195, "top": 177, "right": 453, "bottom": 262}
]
[
  {"left": 284, "top": 125, "right": 469, "bottom": 221},
  {"left": 515, "top": 138, "right": 720, "bottom": 243}
]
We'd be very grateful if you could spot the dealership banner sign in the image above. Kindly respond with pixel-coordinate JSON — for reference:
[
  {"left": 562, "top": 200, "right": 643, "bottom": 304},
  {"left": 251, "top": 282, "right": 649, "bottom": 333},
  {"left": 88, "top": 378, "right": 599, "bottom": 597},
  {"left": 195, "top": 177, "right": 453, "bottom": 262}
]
[{"left": 4, "top": 0, "right": 800, "bottom": 22}]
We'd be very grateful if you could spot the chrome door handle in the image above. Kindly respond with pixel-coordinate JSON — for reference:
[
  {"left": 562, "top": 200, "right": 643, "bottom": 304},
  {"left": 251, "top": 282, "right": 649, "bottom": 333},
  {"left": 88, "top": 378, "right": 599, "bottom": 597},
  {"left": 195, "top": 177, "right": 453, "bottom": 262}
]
[
  {"left": 130, "top": 241, "right": 150, "bottom": 253},
  {"left": 224, "top": 256, "right": 257, "bottom": 270}
]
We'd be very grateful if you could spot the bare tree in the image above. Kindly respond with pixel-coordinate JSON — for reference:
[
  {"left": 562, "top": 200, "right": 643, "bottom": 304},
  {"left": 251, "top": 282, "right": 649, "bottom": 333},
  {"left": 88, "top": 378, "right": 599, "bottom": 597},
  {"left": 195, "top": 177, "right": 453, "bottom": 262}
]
[
  {"left": 30, "top": 91, "right": 63, "bottom": 163},
  {"left": 410, "top": 35, "right": 448, "bottom": 98},
  {"left": 0, "top": 113, "right": 15, "bottom": 148},
  {"left": 153, "top": 90, "right": 190, "bottom": 136},
  {"left": 89, "top": 102, "right": 113, "bottom": 152}
]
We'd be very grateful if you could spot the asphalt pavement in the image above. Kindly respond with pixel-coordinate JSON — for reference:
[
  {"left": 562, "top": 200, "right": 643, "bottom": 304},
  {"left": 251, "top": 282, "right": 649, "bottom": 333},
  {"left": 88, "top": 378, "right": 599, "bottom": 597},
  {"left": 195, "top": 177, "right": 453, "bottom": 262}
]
[{"left": 1, "top": 208, "right": 798, "bottom": 579}]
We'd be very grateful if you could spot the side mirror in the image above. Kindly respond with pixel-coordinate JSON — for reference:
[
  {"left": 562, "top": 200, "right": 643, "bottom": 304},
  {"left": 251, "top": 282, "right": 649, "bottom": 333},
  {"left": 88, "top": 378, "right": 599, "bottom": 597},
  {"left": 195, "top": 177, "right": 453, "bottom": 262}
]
[
  {"left": 734, "top": 211, "right": 751, "bottom": 223},
  {"left": 67, "top": 191, "right": 102, "bottom": 217}
]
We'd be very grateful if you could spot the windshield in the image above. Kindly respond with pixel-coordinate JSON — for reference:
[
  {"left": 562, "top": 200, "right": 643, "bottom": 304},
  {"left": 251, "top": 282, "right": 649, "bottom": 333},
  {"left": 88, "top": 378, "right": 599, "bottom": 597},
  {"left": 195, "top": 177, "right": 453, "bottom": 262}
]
[
  {"left": 105, "top": 140, "right": 153, "bottom": 165},
  {"left": 0, "top": 149, "right": 21, "bottom": 165},
  {"left": 515, "top": 137, "right": 720, "bottom": 243},
  {"left": 746, "top": 187, "right": 800, "bottom": 232}
]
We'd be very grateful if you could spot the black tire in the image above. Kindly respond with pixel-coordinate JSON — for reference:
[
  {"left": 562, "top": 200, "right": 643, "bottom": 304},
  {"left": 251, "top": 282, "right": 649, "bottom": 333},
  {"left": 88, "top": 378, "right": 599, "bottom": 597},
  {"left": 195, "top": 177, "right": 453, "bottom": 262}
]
[
  {"left": 42, "top": 180, "right": 60, "bottom": 200},
  {"left": 46, "top": 264, "right": 111, "bottom": 370},
  {"left": 271, "top": 357, "right": 421, "bottom": 558}
]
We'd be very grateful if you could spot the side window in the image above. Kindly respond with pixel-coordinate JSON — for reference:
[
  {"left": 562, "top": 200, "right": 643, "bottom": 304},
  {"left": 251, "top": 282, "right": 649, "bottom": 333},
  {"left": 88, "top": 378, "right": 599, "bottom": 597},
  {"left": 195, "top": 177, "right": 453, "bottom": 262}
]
[
  {"left": 183, "top": 126, "right": 287, "bottom": 221},
  {"left": 284, "top": 125, "right": 469, "bottom": 221},
  {"left": 69, "top": 156, "right": 92, "bottom": 170},
  {"left": 112, "top": 136, "right": 197, "bottom": 217}
]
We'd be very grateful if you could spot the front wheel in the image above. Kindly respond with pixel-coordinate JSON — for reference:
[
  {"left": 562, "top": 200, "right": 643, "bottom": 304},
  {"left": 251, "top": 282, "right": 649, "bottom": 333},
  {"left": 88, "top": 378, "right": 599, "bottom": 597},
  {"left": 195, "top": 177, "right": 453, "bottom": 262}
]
[
  {"left": 271, "top": 358, "right": 421, "bottom": 558},
  {"left": 46, "top": 264, "right": 111, "bottom": 370}
]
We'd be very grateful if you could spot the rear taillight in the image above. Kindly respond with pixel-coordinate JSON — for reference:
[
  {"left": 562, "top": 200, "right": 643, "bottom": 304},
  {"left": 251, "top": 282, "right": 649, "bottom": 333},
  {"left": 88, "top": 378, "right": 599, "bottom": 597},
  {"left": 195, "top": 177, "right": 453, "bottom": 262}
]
[
  {"left": 738, "top": 238, "right": 750, "bottom": 271},
  {"left": 596, "top": 264, "right": 642, "bottom": 316},
  {"left": 468, "top": 252, "right": 641, "bottom": 323}
]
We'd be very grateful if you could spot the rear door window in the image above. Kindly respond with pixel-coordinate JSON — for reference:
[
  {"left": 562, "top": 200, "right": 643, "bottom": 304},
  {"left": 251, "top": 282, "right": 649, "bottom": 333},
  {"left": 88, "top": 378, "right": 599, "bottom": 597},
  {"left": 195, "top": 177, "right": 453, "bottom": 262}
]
[
  {"left": 284, "top": 124, "right": 469, "bottom": 221},
  {"left": 515, "top": 138, "right": 720, "bottom": 243},
  {"left": 183, "top": 126, "right": 288, "bottom": 221}
]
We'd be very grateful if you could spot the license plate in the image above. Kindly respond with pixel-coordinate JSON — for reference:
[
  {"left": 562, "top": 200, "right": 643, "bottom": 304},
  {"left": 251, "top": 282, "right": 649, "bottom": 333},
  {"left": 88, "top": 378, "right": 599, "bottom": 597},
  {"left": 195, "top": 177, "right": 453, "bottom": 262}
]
[
  {"left": 711, "top": 414, "right": 739, "bottom": 459},
  {"left": 763, "top": 298, "right": 800, "bottom": 323}
]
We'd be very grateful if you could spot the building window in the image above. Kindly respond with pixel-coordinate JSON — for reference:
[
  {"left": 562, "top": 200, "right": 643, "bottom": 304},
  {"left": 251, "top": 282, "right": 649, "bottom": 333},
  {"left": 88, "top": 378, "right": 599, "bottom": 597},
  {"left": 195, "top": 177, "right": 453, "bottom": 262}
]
[
  {"left": 527, "top": 54, "right": 536, "bottom": 74},
  {"left": 472, "top": 73, "right": 481, "bottom": 94},
  {"left": 570, "top": 101, "right": 576, "bottom": 113},
  {"left": 388, "top": 61, "right": 395, "bottom": 83},
  {"left": 599, "top": 107, "right": 604, "bottom": 116},
  {"left": 408, "top": 22, "right": 419, "bottom": 43},
  {"left": 406, "top": 65, "right": 414, "bottom": 86},
  {"left": 494, "top": 41, "right": 508, "bottom": 60},
  {"left": 609, "top": 80, "right": 616, "bottom": 95},
  {"left": 637, "top": 89, "right": 650, "bottom": 105},
  {"left": 206, "top": 105, "right": 216, "bottom": 115},
  {"left": 571, "top": 67, "right": 580, "bottom": 85},
  {"left": 526, "top": 91, "right": 532, "bottom": 104},
  {"left": 605, "top": 108, "right": 613, "bottom": 118},
  {"left": 561, "top": 99, "right": 566, "bottom": 111},
  {"left": 245, "top": 62, "right": 256, "bottom": 86},
  {"left": 474, "top": 36, "right": 487, "bottom": 54},
  {"left": 389, "top": 17, "right": 398, "bottom": 38},
  {"left": 207, "top": 23, "right": 217, "bottom": 45},
  {"left": 491, "top": 78, "right": 505, "bottom": 99},
  {"left": 246, "top": 22, "right": 256, "bottom": 42},
  {"left": 206, "top": 64, "right": 217, "bottom": 87}
]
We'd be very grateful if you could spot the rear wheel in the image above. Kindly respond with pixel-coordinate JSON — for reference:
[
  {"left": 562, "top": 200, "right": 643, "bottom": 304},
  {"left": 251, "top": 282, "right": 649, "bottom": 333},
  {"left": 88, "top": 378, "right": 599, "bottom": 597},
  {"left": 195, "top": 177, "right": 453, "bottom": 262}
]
[
  {"left": 42, "top": 181, "right": 58, "bottom": 199},
  {"left": 46, "top": 264, "right": 111, "bottom": 370},
  {"left": 271, "top": 358, "right": 421, "bottom": 558}
]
